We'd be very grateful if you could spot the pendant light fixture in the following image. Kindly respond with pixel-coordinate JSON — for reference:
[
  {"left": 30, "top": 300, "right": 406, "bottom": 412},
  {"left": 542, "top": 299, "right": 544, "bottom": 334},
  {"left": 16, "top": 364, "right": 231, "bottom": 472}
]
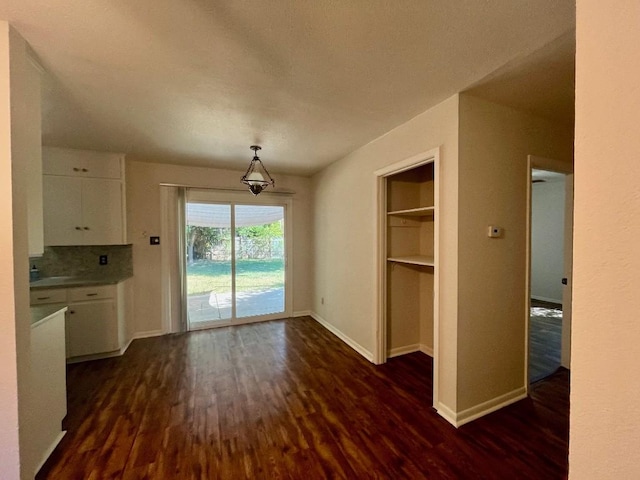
[{"left": 241, "top": 145, "right": 275, "bottom": 195}]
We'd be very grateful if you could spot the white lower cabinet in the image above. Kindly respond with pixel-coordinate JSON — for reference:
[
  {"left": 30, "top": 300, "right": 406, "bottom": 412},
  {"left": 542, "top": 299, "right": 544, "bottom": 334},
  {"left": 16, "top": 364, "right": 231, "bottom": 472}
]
[
  {"left": 30, "top": 280, "right": 131, "bottom": 360},
  {"left": 67, "top": 298, "right": 119, "bottom": 357}
]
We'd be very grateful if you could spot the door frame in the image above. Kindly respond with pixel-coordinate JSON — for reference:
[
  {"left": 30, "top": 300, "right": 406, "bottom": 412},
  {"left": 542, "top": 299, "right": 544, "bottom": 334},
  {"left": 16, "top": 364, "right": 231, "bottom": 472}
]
[
  {"left": 525, "top": 155, "right": 573, "bottom": 389},
  {"left": 374, "top": 147, "right": 440, "bottom": 403},
  {"left": 184, "top": 189, "right": 293, "bottom": 329}
]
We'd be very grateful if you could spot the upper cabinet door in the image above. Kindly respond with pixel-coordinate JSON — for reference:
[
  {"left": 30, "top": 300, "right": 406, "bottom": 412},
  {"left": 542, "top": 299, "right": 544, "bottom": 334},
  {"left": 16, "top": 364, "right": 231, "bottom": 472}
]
[
  {"left": 42, "top": 147, "right": 127, "bottom": 246},
  {"left": 42, "top": 147, "right": 123, "bottom": 179},
  {"left": 43, "top": 176, "right": 84, "bottom": 246},
  {"left": 81, "top": 179, "right": 124, "bottom": 245}
]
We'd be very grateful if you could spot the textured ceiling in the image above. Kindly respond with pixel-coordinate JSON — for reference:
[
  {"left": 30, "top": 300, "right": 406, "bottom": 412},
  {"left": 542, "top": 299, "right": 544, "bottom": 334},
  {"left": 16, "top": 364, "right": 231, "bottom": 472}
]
[{"left": 0, "top": 1, "right": 575, "bottom": 175}]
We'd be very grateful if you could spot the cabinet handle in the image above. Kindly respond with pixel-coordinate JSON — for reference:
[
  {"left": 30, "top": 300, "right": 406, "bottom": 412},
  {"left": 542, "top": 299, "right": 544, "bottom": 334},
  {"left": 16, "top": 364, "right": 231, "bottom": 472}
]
[
  {"left": 75, "top": 226, "right": 82, "bottom": 230},
  {"left": 82, "top": 168, "right": 88, "bottom": 172},
  {"left": 73, "top": 167, "right": 80, "bottom": 172},
  {"left": 84, "top": 227, "right": 90, "bottom": 230},
  {"left": 86, "top": 293, "right": 98, "bottom": 297},
  {"left": 69, "top": 310, "right": 75, "bottom": 314},
  {"left": 36, "top": 296, "right": 51, "bottom": 300}
]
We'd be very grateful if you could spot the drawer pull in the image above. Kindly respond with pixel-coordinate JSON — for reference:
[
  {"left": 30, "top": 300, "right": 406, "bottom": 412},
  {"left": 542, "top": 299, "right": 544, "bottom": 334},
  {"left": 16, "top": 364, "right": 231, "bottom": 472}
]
[
  {"left": 86, "top": 293, "right": 98, "bottom": 297},
  {"left": 75, "top": 226, "right": 82, "bottom": 230},
  {"left": 69, "top": 310, "right": 75, "bottom": 314},
  {"left": 84, "top": 227, "right": 90, "bottom": 230},
  {"left": 36, "top": 296, "right": 51, "bottom": 300},
  {"left": 82, "top": 168, "right": 88, "bottom": 172},
  {"left": 73, "top": 167, "right": 80, "bottom": 172}
]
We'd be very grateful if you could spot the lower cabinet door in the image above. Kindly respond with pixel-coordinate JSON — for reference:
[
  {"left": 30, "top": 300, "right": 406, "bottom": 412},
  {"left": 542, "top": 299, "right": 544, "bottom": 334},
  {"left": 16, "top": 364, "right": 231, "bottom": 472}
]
[{"left": 67, "top": 299, "right": 119, "bottom": 357}]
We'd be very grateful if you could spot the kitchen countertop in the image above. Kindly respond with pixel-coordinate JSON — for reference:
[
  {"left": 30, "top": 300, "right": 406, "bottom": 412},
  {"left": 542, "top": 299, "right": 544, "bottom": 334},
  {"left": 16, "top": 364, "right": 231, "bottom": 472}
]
[
  {"left": 30, "top": 304, "right": 68, "bottom": 327},
  {"left": 29, "top": 274, "right": 132, "bottom": 290}
]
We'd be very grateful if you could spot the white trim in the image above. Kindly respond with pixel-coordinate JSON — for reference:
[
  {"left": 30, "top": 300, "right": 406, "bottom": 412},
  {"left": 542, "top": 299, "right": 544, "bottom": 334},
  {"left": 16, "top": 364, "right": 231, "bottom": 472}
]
[
  {"left": 132, "top": 329, "right": 166, "bottom": 340},
  {"left": 310, "top": 312, "right": 374, "bottom": 362},
  {"left": 33, "top": 431, "right": 66, "bottom": 477},
  {"left": 183, "top": 190, "right": 294, "bottom": 329},
  {"left": 374, "top": 147, "right": 440, "bottom": 176},
  {"left": 387, "top": 343, "right": 434, "bottom": 358},
  {"left": 388, "top": 344, "right": 421, "bottom": 358},
  {"left": 188, "top": 313, "right": 289, "bottom": 331},
  {"left": 420, "top": 344, "right": 434, "bottom": 357},
  {"left": 525, "top": 155, "right": 573, "bottom": 390},
  {"left": 65, "top": 334, "right": 140, "bottom": 364},
  {"left": 531, "top": 295, "right": 563, "bottom": 305},
  {"left": 435, "top": 402, "right": 458, "bottom": 427},
  {"left": 437, "top": 387, "right": 527, "bottom": 428},
  {"left": 293, "top": 310, "right": 312, "bottom": 317},
  {"left": 374, "top": 146, "right": 441, "bottom": 409}
]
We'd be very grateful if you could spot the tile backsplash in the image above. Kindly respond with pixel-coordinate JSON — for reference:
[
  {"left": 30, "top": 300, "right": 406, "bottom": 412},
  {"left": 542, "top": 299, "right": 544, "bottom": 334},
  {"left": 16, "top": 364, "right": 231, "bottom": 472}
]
[{"left": 30, "top": 245, "right": 133, "bottom": 279}]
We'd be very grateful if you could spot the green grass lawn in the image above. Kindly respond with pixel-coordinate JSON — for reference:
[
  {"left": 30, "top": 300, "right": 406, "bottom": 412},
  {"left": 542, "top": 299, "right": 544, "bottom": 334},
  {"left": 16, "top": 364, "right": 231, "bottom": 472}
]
[{"left": 186, "top": 258, "right": 284, "bottom": 295}]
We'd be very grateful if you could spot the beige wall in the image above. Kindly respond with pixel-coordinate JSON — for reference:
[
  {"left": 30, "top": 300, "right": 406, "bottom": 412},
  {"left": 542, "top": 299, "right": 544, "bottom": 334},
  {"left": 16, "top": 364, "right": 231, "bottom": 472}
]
[
  {"left": 126, "top": 161, "right": 312, "bottom": 335},
  {"left": 457, "top": 93, "right": 573, "bottom": 411},
  {"left": 0, "top": 24, "right": 38, "bottom": 479},
  {"left": 570, "top": 1, "right": 640, "bottom": 477},
  {"left": 312, "top": 94, "right": 460, "bottom": 408}
]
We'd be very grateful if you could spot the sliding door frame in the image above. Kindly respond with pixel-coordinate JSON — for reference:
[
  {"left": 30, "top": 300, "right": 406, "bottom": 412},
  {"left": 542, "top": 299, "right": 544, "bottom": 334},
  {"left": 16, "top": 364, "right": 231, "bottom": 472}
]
[{"left": 185, "top": 189, "right": 293, "bottom": 329}]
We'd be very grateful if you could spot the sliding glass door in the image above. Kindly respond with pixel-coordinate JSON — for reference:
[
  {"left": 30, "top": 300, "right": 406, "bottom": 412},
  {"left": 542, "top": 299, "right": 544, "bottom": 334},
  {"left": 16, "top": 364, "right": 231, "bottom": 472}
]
[{"left": 184, "top": 190, "right": 290, "bottom": 330}]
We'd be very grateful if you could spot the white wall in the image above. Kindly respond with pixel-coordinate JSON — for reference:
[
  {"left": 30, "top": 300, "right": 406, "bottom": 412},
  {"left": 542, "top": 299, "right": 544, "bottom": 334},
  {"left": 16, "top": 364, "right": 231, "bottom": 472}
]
[
  {"left": 531, "top": 178, "right": 565, "bottom": 303},
  {"left": 570, "top": 1, "right": 640, "bottom": 477},
  {"left": 456, "top": 93, "right": 573, "bottom": 414},
  {"left": 312, "top": 94, "right": 460, "bottom": 410},
  {"left": 126, "top": 161, "right": 313, "bottom": 336},
  {"left": 0, "top": 23, "right": 38, "bottom": 479}
]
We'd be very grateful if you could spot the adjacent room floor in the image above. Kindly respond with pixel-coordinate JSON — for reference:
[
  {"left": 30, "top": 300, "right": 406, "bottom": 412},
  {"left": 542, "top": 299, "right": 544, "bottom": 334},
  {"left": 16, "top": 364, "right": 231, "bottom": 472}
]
[
  {"left": 529, "top": 299, "right": 563, "bottom": 383},
  {"left": 38, "top": 317, "right": 569, "bottom": 479}
]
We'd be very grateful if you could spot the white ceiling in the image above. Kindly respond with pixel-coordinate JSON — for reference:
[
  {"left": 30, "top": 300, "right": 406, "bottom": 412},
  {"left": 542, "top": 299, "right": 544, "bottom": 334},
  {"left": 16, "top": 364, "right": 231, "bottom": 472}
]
[{"left": 0, "top": 1, "right": 575, "bottom": 176}]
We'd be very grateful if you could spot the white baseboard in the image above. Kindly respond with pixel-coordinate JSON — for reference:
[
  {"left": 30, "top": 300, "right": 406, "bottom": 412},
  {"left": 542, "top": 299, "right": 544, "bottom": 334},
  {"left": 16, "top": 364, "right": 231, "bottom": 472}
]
[
  {"left": 531, "top": 295, "right": 563, "bottom": 305},
  {"left": 310, "top": 312, "right": 373, "bottom": 362},
  {"left": 435, "top": 402, "right": 458, "bottom": 427},
  {"left": 132, "top": 329, "right": 166, "bottom": 340},
  {"left": 388, "top": 344, "right": 420, "bottom": 358},
  {"left": 388, "top": 343, "right": 434, "bottom": 358},
  {"left": 67, "top": 348, "right": 125, "bottom": 364},
  {"left": 293, "top": 310, "right": 312, "bottom": 318},
  {"left": 436, "top": 386, "right": 527, "bottom": 428},
  {"left": 34, "top": 430, "right": 66, "bottom": 477},
  {"left": 420, "top": 344, "right": 434, "bottom": 357}
]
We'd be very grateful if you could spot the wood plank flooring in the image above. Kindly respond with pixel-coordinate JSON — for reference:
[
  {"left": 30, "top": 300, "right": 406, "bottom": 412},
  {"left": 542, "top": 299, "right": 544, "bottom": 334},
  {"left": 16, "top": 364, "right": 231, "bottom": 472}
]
[
  {"left": 529, "top": 300, "right": 563, "bottom": 382},
  {"left": 37, "top": 317, "right": 569, "bottom": 479}
]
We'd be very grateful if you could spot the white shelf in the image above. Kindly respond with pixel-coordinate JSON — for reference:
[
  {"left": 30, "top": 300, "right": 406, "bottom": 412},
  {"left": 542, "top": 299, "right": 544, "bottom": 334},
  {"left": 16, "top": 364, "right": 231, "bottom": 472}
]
[
  {"left": 387, "top": 206, "right": 435, "bottom": 217},
  {"left": 387, "top": 255, "right": 434, "bottom": 267}
]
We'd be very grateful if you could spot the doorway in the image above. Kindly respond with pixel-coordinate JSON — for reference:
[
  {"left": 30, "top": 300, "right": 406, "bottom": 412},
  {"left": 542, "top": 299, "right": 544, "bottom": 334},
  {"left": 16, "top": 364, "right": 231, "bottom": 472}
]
[
  {"left": 184, "top": 189, "right": 292, "bottom": 330},
  {"left": 526, "top": 156, "right": 573, "bottom": 385}
]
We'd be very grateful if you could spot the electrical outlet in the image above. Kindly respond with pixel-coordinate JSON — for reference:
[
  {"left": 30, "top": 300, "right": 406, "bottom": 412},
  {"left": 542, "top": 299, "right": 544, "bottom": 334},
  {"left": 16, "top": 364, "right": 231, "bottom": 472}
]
[{"left": 99, "top": 255, "right": 108, "bottom": 265}]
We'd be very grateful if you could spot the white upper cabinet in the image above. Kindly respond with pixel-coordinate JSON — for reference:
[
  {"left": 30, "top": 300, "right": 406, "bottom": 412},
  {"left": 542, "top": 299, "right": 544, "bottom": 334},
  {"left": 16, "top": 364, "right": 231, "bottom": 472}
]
[
  {"left": 43, "top": 147, "right": 122, "bottom": 179},
  {"left": 42, "top": 147, "right": 127, "bottom": 246}
]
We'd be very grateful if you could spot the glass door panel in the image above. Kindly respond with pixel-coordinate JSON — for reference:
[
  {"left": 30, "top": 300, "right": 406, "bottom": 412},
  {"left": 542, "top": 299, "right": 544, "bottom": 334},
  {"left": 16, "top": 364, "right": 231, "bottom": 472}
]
[
  {"left": 234, "top": 205, "right": 285, "bottom": 318},
  {"left": 184, "top": 193, "right": 289, "bottom": 331},
  {"left": 185, "top": 203, "right": 232, "bottom": 328}
]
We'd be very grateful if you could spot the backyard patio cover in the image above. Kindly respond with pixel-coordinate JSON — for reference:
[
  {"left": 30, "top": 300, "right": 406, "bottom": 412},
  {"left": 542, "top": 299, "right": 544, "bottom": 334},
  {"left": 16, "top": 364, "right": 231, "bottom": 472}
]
[{"left": 186, "top": 203, "right": 284, "bottom": 227}]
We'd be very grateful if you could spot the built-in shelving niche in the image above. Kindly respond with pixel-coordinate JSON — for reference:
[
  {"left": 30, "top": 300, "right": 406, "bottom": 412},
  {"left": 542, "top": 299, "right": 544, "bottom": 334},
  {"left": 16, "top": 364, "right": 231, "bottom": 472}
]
[{"left": 386, "top": 162, "right": 435, "bottom": 358}]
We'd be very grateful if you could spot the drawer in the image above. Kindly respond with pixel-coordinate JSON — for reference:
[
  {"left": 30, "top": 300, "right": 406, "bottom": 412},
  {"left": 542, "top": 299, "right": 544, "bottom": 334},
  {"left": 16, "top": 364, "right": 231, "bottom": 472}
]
[
  {"left": 68, "top": 284, "right": 116, "bottom": 302},
  {"left": 30, "top": 289, "right": 68, "bottom": 305}
]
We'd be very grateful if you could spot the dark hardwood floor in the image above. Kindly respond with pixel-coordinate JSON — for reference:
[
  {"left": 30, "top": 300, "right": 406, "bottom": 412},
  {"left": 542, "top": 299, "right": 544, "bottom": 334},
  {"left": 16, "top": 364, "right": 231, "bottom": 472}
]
[{"left": 38, "top": 317, "right": 569, "bottom": 479}]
